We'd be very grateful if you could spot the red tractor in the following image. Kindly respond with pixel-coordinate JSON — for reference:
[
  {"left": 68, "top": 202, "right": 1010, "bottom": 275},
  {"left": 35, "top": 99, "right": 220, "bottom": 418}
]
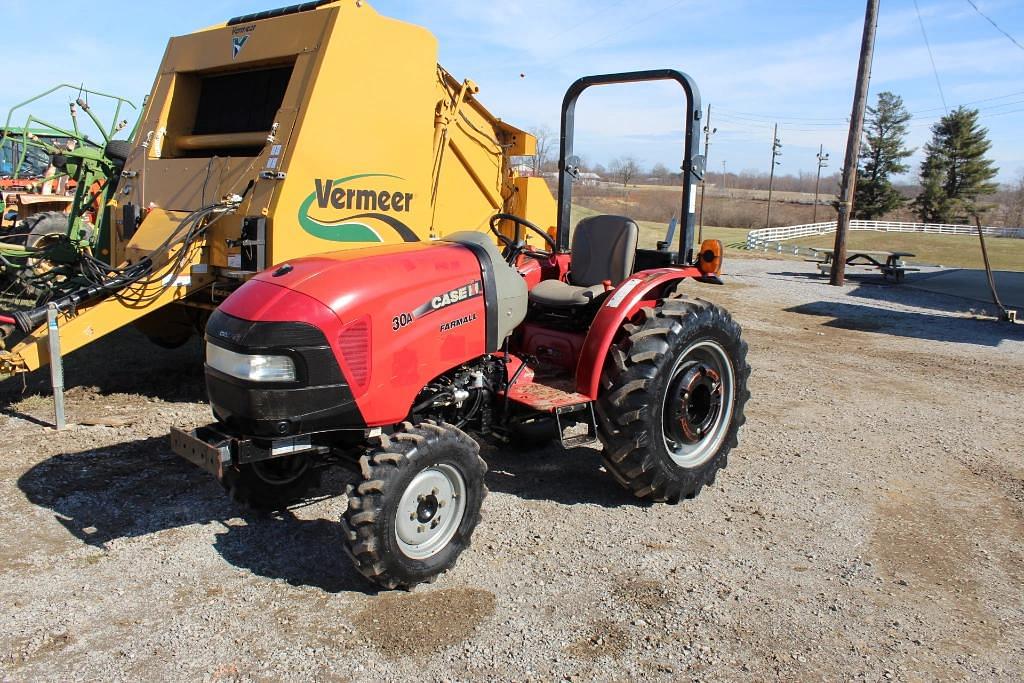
[{"left": 172, "top": 71, "right": 750, "bottom": 589}]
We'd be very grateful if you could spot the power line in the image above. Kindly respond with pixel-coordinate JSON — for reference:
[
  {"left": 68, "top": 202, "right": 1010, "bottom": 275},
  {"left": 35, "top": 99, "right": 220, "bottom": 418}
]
[
  {"left": 715, "top": 107, "right": 847, "bottom": 123},
  {"left": 906, "top": 99, "right": 1024, "bottom": 128},
  {"left": 979, "top": 106, "right": 1024, "bottom": 119},
  {"left": 525, "top": 0, "right": 631, "bottom": 56},
  {"left": 715, "top": 112, "right": 846, "bottom": 128},
  {"left": 705, "top": 89, "right": 1024, "bottom": 129},
  {"left": 965, "top": 0, "right": 1024, "bottom": 52},
  {"left": 909, "top": 89, "right": 1024, "bottom": 115},
  {"left": 913, "top": 0, "right": 948, "bottom": 113},
  {"left": 528, "top": 0, "right": 687, "bottom": 68}
]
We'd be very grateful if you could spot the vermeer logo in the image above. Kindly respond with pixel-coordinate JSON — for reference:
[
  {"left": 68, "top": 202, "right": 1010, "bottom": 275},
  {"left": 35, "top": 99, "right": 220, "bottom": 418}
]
[
  {"left": 231, "top": 25, "right": 254, "bottom": 59},
  {"left": 298, "top": 173, "right": 419, "bottom": 243},
  {"left": 314, "top": 179, "right": 413, "bottom": 214}
]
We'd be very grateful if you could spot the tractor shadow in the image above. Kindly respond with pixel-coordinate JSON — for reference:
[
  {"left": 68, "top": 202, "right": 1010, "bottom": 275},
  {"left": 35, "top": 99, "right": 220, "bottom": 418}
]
[
  {"left": 481, "top": 440, "right": 645, "bottom": 509},
  {"left": 16, "top": 435, "right": 372, "bottom": 594},
  {"left": 17, "top": 433, "right": 642, "bottom": 595}
]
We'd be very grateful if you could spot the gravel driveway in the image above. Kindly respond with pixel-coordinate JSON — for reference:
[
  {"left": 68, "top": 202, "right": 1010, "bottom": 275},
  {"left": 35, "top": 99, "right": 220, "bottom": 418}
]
[{"left": 1, "top": 258, "right": 1021, "bottom": 681}]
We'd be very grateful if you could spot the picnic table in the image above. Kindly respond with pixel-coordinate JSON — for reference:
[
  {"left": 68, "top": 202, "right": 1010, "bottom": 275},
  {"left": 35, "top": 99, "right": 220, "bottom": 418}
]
[{"left": 811, "top": 247, "right": 918, "bottom": 282}]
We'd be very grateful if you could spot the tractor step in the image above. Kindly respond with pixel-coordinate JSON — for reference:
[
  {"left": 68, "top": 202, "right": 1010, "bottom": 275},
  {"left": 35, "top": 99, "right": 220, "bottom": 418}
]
[
  {"left": 503, "top": 372, "right": 598, "bottom": 448},
  {"left": 555, "top": 402, "right": 599, "bottom": 449},
  {"left": 504, "top": 375, "right": 591, "bottom": 412}
]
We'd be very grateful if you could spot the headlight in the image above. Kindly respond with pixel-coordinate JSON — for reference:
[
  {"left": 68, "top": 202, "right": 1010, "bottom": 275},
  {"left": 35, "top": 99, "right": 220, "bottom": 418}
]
[{"left": 206, "top": 343, "right": 297, "bottom": 382}]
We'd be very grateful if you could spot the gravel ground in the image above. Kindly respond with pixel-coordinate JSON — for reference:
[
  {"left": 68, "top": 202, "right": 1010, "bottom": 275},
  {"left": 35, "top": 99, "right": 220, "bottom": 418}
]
[{"left": 0, "top": 258, "right": 1021, "bottom": 681}]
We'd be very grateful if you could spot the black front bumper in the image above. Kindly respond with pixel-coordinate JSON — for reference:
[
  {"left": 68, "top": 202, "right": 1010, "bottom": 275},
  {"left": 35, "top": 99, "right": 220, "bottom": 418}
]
[
  {"left": 170, "top": 423, "right": 322, "bottom": 479},
  {"left": 204, "top": 309, "right": 365, "bottom": 437}
]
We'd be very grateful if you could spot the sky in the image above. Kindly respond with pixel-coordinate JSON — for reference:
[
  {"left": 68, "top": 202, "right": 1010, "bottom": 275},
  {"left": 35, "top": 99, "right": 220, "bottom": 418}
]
[{"left": 2, "top": 0, "right": 1022, "bottom": 183}]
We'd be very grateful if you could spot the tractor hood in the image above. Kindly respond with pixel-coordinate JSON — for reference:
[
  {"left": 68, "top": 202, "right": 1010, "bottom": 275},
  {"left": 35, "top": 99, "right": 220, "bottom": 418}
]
[
  {"left": 235, "top": 241, "right": 482, "bottom": 325},
  {"left": 214, "top": 239, "right": 492, "bottom": 426}
]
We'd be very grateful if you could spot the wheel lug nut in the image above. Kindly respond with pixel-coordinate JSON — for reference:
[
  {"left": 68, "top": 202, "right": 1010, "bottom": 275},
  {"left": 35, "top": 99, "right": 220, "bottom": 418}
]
[
  {"left": 438, "top": 500, "right": 446, "bottom": 508},
  {"left": 417, "top": 525, "right": 425, "bottom": 533},
  {"left": 417, "top": 494, "right": 426, "bottom": 502},
  {"left": 430, "top": 519, "right": 439, "bottom": 529},
  {"left": 409, "top": 512, "right": 416, "bottom": 520},
  {"left": 431, "top": 487, "right": 439, "bottom": 496}
]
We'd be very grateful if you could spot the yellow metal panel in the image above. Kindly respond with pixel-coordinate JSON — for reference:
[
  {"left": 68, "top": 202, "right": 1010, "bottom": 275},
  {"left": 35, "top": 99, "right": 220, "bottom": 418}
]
[
  {"left": 511, "top": 176, "right": 559, "bottom": 244},
  {"left": 267, "top": 2, "right": 439, "bottom": 260},
  {"left": 160, "top": 9, "right": 334, "bottom": 74},
  {"left": 499, "top": 121, "right": 536, "bottom": 156}
]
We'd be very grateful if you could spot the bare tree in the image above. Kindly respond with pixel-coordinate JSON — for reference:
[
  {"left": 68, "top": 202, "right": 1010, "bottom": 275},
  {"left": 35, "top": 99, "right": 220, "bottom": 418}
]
[
  {"left": 609, "top": 156, "right": 641, "bottom": 188},
  {"left": 650, "top": 162, "right": 670, "bottom": 182},
  {"left": 1008, "top": 172, "right": 1024, "bottom": 227},
  {"left": 528, "top": 125, "right": 555, "bottom": 175}
]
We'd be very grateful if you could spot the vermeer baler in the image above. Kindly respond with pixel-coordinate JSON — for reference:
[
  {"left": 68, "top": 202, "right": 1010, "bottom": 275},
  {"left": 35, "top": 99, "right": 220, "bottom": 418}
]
[{"left": 0, "top": 0, "right": 555, "bottom": 378}]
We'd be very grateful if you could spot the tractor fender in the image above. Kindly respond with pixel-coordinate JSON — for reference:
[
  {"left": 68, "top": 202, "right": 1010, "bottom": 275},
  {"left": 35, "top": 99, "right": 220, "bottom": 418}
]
[{"left": 575, "top": 266, "right": 703, "bottom": 398}]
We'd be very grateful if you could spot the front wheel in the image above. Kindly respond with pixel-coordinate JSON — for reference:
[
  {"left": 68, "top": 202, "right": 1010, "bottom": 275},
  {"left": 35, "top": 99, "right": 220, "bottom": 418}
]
[
  {"left": 596, "top": 295, "right": 750, "bottom": 503},
  {"left": 342, "top": 421, "right": 486, "bottom": 590}
]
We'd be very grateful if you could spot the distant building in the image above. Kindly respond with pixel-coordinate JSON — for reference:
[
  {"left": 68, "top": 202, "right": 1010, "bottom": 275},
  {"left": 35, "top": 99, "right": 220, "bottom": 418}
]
[{"left": 538, "top": 171, "right": 601, "bottom": 185}]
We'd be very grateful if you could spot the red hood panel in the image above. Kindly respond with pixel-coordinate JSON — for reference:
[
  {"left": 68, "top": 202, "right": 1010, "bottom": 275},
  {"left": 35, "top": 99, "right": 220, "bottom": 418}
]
[{"left": 219, "top": 241, "right": 488, "bottom": 426}]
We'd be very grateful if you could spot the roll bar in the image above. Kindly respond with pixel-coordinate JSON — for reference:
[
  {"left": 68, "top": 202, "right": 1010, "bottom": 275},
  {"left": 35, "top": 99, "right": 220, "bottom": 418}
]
[{"left": 555, "top": 69, "right": 705, "bottom": 265}]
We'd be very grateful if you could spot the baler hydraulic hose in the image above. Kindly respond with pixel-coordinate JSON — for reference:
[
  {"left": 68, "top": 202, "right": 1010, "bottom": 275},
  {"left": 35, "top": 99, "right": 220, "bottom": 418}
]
[
  {"left": 3, "top": 196, "right": 242, "bottom": 334},
  {"left": 10, "top": 277, "right": 130, "bottom": 332}
]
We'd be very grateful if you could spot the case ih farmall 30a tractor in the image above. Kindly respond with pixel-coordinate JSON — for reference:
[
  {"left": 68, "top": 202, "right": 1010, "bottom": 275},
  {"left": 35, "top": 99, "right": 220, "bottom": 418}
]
[{"left": 173, "top": 62, "right": 751, "bottom": 589}]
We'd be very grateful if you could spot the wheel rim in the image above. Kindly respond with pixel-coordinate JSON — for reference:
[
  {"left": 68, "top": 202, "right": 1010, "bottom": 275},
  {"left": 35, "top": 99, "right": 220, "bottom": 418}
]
[
  {"left": 661, "top": 339, "right": 735, "bottom": 469},
  {"left": 394, "top": 464, "right": 467, "bottom": 560},
  {"left": 251, "top": 456, "right": 309, "bottom": 486}
]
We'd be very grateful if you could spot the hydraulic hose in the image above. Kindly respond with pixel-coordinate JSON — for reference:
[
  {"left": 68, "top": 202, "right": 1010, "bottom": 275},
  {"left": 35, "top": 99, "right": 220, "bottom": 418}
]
[
  {"left": 5, "top": 196, "right": 241, "bottom": 333},
  {"left": 12, "top": 275, "right": 134, "bottom": 332}
]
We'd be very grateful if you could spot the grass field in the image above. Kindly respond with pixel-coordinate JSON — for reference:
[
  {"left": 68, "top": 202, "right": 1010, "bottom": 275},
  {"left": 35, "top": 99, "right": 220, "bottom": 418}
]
[
  {"left": 570, "top": 204, "right": 1024, "bottom": 271},
  {"left": 571, "top": 204, "right": 750, "bottom": 250},
  {"left": 790, "top": 231, "right": 1024, "bottom": 271}
]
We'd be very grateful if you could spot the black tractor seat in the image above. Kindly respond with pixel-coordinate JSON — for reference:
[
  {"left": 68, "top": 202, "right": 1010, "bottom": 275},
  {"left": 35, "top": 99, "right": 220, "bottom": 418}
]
[{"left": 529, "top": 215, "right": 639, "bottom": 308}]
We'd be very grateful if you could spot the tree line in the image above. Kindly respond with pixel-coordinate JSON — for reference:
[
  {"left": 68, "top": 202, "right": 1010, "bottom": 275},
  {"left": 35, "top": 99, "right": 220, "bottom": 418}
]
[
  {"left": 530, "top": 100, "right": 1019, "bottom": 227},
  {"left": 854, "top": 91, "right": 1000, "bottom": 224}
]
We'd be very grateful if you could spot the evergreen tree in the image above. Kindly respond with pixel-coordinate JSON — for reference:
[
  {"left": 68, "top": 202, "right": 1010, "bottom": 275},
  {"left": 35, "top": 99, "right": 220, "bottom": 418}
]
[
  {"left": 914, "top": 107, "right": 999, "bottom": 223},
  {"left": 854, "top": 92, "right": 914, "bottom": 219}
]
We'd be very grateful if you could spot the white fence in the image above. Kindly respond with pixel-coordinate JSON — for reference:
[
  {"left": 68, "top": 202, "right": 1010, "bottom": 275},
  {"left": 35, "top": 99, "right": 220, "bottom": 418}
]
[{"left": 745, "top": 220, "right": 1024, "bottom": 249}]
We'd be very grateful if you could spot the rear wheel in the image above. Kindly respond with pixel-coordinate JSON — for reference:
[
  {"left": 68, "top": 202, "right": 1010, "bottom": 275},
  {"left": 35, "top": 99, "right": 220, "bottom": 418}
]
[
  {"left": 342, "top": 421, "right": 486, "bottom": 590},
  {"left": 596, "top": 295, "right": 749, "bottom": 503}
]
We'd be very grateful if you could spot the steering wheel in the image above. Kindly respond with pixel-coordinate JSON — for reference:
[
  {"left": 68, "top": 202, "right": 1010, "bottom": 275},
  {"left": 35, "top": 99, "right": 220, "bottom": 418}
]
[{"left": 488, "top": 213, "right": 558, "bottom": 265}]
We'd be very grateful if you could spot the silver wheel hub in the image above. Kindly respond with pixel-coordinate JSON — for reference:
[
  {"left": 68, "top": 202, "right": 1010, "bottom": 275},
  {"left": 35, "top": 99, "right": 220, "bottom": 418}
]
[
  {"left": 661, "top": 339, "right": 736, "bottom": 469},
  {"left": 394, "top": 464, "right": 467, "bottom": 560}
]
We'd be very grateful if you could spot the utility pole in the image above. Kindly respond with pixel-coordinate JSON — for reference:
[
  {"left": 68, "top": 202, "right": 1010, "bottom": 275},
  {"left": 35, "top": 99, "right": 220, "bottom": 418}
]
[
  {"left": 813, "top": 144, "right": 830, "bottom": 224},
  {"left": 721, "top": 160, "right": 727, "bottom": 189},
  {"left": 765, "top": 123, "right": 782, "bottom": 229},
  {"left": 831, "top": 0, "right": 879, "bottom": 286},
  {"left": 697, "top": 103, "right": 716, "bottom": 243}
]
